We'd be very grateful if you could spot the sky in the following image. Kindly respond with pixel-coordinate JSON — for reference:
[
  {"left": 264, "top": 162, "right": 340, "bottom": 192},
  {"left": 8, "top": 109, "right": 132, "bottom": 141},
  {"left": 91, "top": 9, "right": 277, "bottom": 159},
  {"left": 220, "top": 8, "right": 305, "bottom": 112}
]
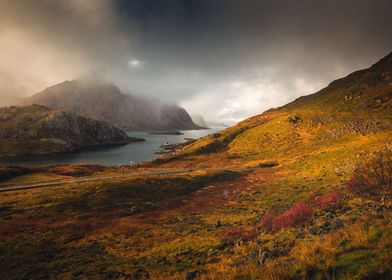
[{"left": 0, "top": 0, "right": 391, "bottom": 124}]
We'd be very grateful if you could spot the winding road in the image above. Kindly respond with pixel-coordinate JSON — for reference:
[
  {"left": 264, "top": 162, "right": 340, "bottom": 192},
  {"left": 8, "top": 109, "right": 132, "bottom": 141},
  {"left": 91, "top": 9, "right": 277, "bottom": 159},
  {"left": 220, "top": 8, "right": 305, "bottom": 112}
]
[{"left": 0, "top": 167, "right": 254, "bottom": 193}]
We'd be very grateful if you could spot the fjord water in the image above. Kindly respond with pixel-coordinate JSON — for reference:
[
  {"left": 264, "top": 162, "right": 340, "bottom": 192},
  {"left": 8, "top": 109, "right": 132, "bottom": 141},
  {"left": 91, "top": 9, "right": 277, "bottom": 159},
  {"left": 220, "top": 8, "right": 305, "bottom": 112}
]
[{"left": 1, "top": 128, "right": 223, "bottom": 166}]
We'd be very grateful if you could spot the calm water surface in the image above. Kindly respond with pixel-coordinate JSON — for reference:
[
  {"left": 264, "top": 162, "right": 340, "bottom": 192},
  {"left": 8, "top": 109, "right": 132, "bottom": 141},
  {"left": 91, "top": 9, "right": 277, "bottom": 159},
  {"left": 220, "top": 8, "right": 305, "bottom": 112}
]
[{"left": 1, "top": 127, "right": 223, "bottom": 166}]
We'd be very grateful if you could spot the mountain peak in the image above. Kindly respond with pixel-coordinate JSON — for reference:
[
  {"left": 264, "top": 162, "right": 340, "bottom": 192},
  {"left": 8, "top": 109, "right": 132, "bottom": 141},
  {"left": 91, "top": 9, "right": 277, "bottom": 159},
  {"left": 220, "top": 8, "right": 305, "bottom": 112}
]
[{"left": 25, "top": 80, "right": 202, "bottom": 130}]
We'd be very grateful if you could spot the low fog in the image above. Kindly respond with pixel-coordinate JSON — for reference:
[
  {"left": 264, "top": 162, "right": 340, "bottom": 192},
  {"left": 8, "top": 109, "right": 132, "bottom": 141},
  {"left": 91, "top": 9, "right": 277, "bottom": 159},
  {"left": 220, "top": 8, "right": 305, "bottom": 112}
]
[{"left": 1, "top": 0, "right": 391, "bottom": 124}]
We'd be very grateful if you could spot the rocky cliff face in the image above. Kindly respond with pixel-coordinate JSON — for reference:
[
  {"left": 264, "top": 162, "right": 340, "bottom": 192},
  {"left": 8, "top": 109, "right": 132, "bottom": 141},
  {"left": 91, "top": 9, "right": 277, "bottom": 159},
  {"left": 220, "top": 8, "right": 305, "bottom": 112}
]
[
  {"left": 0, "top": 105, "right": 143, "bottom": 157},
  {"left": 26, "top": 80, "right": 202, "bottom": 130}
]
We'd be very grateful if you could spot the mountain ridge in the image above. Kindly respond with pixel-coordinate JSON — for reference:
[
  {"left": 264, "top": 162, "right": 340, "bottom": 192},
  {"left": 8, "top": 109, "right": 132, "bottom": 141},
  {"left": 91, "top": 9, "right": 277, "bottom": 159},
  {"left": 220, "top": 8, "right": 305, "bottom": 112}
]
[{"left": 25, "top": 80, "right": 203, "bottom": 130}]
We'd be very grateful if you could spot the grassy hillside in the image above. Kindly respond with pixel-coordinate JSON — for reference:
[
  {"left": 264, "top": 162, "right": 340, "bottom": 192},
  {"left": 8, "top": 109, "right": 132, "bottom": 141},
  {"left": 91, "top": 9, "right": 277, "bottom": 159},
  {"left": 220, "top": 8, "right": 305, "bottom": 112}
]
[
  {"left": 175, "top": 52, "right": 391, "bottom": 163},
  {"left": 0, "top": 53, "right": 391, "bottom": 279}
]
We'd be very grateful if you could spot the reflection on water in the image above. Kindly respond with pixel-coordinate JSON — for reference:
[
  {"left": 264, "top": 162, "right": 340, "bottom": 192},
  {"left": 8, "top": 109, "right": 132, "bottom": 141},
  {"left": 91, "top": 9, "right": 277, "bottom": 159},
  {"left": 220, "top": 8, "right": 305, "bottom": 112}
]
[{"left": 1, "top": 127, "right": 223, "bottom": 166}]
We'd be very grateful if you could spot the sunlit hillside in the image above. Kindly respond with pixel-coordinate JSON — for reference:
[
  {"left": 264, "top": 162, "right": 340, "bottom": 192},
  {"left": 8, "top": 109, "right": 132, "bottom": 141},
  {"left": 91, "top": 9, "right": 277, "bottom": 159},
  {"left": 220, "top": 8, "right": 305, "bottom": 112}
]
[
  {"left": 178, "top": 52, "right": 391, "bottom": 163},
  {"left": 0, "top": 53, "right": 391, "bottom": 279}
]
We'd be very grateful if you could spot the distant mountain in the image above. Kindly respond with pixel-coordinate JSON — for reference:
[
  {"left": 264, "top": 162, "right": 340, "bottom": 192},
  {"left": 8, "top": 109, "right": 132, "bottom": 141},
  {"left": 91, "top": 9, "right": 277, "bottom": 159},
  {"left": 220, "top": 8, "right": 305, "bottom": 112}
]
[
  {"left": 191, "top": 114, "right": 209, "bottom": 128},
  {"left": 0, "top": 105, "right": 144, "bottom": 157},
  {"left": 25, "top": 80, "right": 202, "bottom": 130},
  {"left": 206, "top": 120, "right": 229, "bottom": 127},
  {"left": 0, "top": 92, "right": 22, "bottom": 107},
  {"left": 191, "top": 114, "right": 231, "bottom": 128}
]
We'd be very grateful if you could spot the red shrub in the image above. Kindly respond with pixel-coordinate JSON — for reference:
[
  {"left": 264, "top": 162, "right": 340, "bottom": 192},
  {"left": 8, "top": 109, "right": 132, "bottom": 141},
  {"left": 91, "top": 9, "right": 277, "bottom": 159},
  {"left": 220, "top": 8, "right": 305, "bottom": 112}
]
[
  {"left": 242, "top": 227, "right": 257, "bottom": 241},
  {"left": 222, "top": 227, "right": 243, "bottom": 241},
  {"left": 311, "top": 191, "right": 341, "bottom": 210},
  {"left": 257, "top": 213, "right": 274, "bottom": 231},
  {"left": 271, "top": 202, "right": 313, "bottom": 231},
  {"left": 222, "top": 226, "right": 257, "bottom": 242}
]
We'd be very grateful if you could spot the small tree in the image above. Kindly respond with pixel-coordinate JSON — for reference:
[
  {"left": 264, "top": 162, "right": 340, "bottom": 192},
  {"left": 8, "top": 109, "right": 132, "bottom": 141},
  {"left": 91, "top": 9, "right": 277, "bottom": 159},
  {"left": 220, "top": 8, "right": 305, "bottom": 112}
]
[{"left": 347, "top": 149, "right": 392, "bottom": 211}]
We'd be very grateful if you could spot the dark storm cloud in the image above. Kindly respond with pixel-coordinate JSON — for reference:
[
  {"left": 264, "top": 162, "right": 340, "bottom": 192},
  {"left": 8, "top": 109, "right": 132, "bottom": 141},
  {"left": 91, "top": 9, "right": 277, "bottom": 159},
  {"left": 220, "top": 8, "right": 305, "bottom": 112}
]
[{"left": 0, "top": 0, "right": 391, "bottom": 122}]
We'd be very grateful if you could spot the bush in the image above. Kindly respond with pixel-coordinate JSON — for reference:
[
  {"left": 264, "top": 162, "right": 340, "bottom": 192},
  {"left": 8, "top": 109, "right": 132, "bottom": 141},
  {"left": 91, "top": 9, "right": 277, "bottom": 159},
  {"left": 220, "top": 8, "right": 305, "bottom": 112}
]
[
  {"left": 257, "top": 213, "right": 274, "bottom": 231},
  {"left": 347, "top": 149, "right": 392, "bottom": 210},
  {"left": 222, "top": 226, "right": 257, "bottom": 242},
  {"left": 272, "top": 202, "right": 313, "bottom": 231},
  {"left": 258, "top": 162, "right": 279, "bottom": 168},
  {"left": 258, "top": 202, "right": 314, "bottom": 232},
  {"left": 311, "top": 191, "right": 341, "bottom": 210}
]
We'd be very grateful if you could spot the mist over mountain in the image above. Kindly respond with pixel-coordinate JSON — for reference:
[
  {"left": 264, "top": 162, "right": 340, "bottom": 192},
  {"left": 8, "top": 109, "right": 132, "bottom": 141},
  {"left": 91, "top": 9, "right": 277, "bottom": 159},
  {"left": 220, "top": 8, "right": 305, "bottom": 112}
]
[
  {"left": 206, "top": 120, "right": 229, "bottom": 128},
  {"left": 26, "top": 80, "right": 202, "bottom": 130},
  {"left": 191, "top": 114, "right": 231, "bottom": 128},
  {"left": 2, "top": 1, "right": 391, "bottom": 124},
  {"left": 191, "top": 114, "right": 208, "bottom": 128}
]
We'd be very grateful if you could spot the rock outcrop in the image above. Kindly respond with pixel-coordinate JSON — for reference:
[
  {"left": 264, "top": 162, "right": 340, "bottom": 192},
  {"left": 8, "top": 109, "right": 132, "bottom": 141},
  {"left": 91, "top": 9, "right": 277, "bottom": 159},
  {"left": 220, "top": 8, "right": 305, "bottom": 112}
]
[{"left": 0, "top": 105, "right": 144, "bottom": 157}]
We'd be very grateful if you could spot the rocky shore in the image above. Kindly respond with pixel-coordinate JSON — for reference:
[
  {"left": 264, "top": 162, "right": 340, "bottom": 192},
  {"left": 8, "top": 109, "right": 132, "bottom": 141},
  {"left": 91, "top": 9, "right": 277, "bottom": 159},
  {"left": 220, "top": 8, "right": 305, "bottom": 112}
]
[
  {"left": 0, "top": 105, "right": 145, "bottom": 157},
  {"left": 155, "top": 138, "right": 196, "bottom": 155}
]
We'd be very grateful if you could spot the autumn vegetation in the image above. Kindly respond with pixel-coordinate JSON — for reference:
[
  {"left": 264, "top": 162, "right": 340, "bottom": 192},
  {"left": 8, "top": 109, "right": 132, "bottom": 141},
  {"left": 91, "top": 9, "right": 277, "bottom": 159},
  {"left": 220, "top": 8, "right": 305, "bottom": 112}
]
[
  {"left": 348, "top": 149, "right": 392, "bottom": 212},
  {"left": 0, "top": 53, "right": 391, "bottom": 279},
  {"left": 259, "top": 202, "right": 314, "bottom": 232}
]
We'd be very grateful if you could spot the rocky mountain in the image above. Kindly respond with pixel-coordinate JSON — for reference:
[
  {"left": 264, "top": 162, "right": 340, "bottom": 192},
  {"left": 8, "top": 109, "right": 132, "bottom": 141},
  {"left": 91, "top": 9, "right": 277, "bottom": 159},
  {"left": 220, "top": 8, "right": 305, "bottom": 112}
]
[
  {"left": 25, "top": 80, "right": 202, "bottom": 130},
  {"left": 0, "top": 105, "right": 144, "bottom": 157}
]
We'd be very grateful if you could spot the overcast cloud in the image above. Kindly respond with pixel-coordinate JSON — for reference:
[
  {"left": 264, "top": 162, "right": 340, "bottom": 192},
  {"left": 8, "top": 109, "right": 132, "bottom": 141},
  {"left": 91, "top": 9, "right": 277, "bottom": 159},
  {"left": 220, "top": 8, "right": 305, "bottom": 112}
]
[{"left": 0, "top": 0, "right": 391, "bottom": 123}]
